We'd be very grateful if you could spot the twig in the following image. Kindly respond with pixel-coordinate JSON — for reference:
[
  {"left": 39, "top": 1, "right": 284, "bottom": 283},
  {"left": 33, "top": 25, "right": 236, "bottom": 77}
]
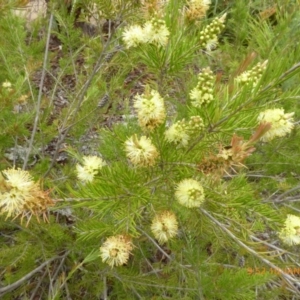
[
  {"left": 284, "top": 205, "right": 300, "bottom": 214},
  {"left": 53, "top": 194, "right": 130, "bottom": 203},
  {"left": 43, "top": 30, "right": 117, "bottom": 178},
  {"left": 102, "top": 275, "right": 107, "bottom": 300},
  {"left": 22, "top": 13, "right": 54, "bottom": 170},
  {"left": 200, "top": 208, "right": 300, "bottom": 294},
  {"left": 29, "top": 269, "right": 48, "bottom": 300},
  {"left": 137, "top": 227, "right": 173, "bottom": 262},
  {"left": 273, "top": 185, "right": 300, "bottom": 203},
  {"left": 0, "top": 254, "right": 65, "bottom": 296},
  {"left": 64, "top": 280, "right": 72, "bottom": 300},
  {"left": 223, "top": 173, "right": 281, "bottom": 180},
  {"left": 48, "top": 252, "right": 69, "bottom": 297},
  {"left": 250, "top": 235, "right": 292, "bottom": 256},
  {"left": 263, "top": 196, "right": 300, "bottom": 204}
]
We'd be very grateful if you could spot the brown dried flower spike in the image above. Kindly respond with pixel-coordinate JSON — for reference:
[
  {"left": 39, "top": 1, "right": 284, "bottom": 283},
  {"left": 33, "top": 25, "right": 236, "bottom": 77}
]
[
  {"left": 185, "top": 0, "right": 211, "bottom": 21},
  {"left": 140, "top": 0, "right": 168, "bottom": 18},
  {"left": 198, "top": 123, "right": 271, "bottom": 177}
]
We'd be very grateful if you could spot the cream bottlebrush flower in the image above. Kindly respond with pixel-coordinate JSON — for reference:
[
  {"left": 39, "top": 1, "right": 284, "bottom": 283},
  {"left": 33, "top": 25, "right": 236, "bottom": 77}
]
[
  {"left": 124, "top": 134, "right": 159, "bottom": 167},
  {"left": 0, "top": 169, "right": 35, "bottom": 218},
  {"left": 205, "top": 37, "right": 218, "bottom": 51},
  {"left": 122, "top": 24, "right": 146, "bottom": 48},
  {"left": 76, "top": 156, "right": 106, "bottom": 182},
  {"left": 0, "top": 168, "right": 53, "bottom": 221},
  {"left": 199, "top": 13, "right": 227, "bottom": 50},
  {"left": 3, "top": 167, "right": 35, "bottom": 191},
  {"left": 235, "top": 60, "right": 268, "bottom": 87},
  {"left": 165, "top": 119, "right": 190, "bottom": 147},
  {"left": 151, "top": 211, "right": 178, "bottom": 244},
  {"left": 100, "top": 235, "right": 133, "bottom": 267},
  {"left": 257, "top": 108, "right": 294, "bottom": 142},
  {"left": 143, "top": 18, "right": 170, "bottom": 46},
  {"left": 190, "top": 67, "right": 214, "bottom": 107},
  {"left": 185, "top": 0, "right": 211, "bottom": 21},
  {"left": 279, "top": 215, "right": 300, "bottom": 246},
  {"left": 175, "top": 178, "right": 205, "bottom": 208},
  {"left": 2, "top": 80, "right": 12, "bottom": 89},
  {"left": 188, "top": 115, "right": 205, "bottom": 133},
  {"left": 133, "top": 88, "right": 166, "bottom": 131}
]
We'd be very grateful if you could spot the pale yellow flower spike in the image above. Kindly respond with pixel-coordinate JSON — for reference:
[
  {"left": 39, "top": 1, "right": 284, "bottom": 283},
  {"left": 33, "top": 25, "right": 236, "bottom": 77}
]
[
  {"left": 143, "top": 17, "right": 170, "bottom": 46},
  {"left": 124, "top": 135, "right": 159, "bottom": 167},
  {"left": 2, "top": 80, "right": 12, "bottom": 89},
  {"left": 0, "top": 168, "right": 35, "bottom": 219},
  {"left": 151, "top": 211, "right": 178, "bottom": 244},
  {"left": 0, "top": 168, "right": 53, "bottom": 224},
  {"left": 257, "top": 108, "right": 294, "bottom": 142},
  {"left": 3, "top": 168, "right": 35, "bottom": 191},
  {"left": 189, "top": 67, "right": 214, "bottom": 107},
  {"left": 122, "top": 24, "right": 146, "bottom": 48},
  {"left": 100, "top": 235, "right": 134, "bottom": 267},
  {"left": 279, "top": 215, "right": 300, "bottom": 246},
  {"left": 175, "top": 178, "right": 205, "bottom": 208},
  {"left": 199, "top": 13, "right": 227, "bottom": 51},
  {"left": 122, "top": 17, "right": 170, "bottom": 48},
  {"left": 235, "top": 60, "right": 268, "bottom": 87},
  {"left": 76, "top": 156, "right": 106, "bottom": 183},
  {"left": 165, "top": 119, "right": 190, "bottom": 147},
  {"left": 133, "top": 88, "right": 166, "bottom": 131}
]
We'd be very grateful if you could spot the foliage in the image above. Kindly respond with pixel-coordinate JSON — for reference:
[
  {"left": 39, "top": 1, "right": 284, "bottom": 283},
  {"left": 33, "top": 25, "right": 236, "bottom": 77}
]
[{"left": 1, "top": 0, "right": 300, "bottom": 299}]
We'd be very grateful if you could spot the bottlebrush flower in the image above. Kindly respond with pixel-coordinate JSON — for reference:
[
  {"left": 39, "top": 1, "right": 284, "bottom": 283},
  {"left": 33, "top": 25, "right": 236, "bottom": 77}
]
[
  {"left": 76, "top": 156, "right": 106, "bottom": 182},
  {"left": 2, "top": 167, "right": 35, "bottom": 192},
  {"left": 235, "top": 60, "right": 268, "bottom": 87},
  {"left": 279, "top": 215, "right": 300, "bottom": 246},
  {"left": 122, "top": 24, "right": 146, "bottom": 48},
  {"left": 257, "top": 108, "right": 294, "bottom": 142},
  {"left": 133, "top": 88, "right": 166, "bottom": 131},
  {"left": 100, "top": 235, "right": 133, "bottom": 267},
  {"left": 125, "top": 135, "right": 159, "bottom": 167},
  {"left": 122, "top": 17, "right": 170, "bottom": 48},
  {"left": 143, "top": 18, "right": 170, "bottom": 46},
  {"left": 0, "top": 168, "right": 53, "bottom": 223},
  {"left": 164, "top": 119, "right": 190, "bottom": 147},
  {"left": 199, "top": 13, "right": 227, "bottom": 51},
  {"left": 175, "top": 178, "right": 205, "bottom": 208},
  {"left": 189, "top": 67, "right": 214, "bottom": 107},
  {"left": 151, "top": 211, "right": 178, "bottom": 244},
  {"left": 188, "top": 115, "right": 205, "bottom": 133},
  {"left": 2, "top": 80, "right": 12, "bottom": 90}
]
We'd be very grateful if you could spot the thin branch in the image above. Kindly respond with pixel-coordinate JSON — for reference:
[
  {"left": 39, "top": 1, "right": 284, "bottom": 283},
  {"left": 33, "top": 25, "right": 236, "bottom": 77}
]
[
  {"left": 29, "top": 269, "right": 47, "bottom": 300},
  {"left": 49, "top": 251, "right": 71, "bottom": 299},
  {"left": 43, "top": 29, "right": 118, "bottom": 178},
  {"left": 22, "top": 13, "right": 54, "bottom": 170},
  {"left": 64, "top": 280, "right": 72, "bottom": 300},
  {"left": 137, "top": 227, "right": 173, "bottom": 262},
  {"left": 250, "top": 235, "right": 293, "bottom": 256},
  {"left": 201, "top": 208, "right": 300, "bottom": 293},
  {"left": 0, "top": 253, "right": 67, "bottom": 296},
  {"left": 223, "top": 173, "right": 282, "bottom": 180},
  {"left": 273, "top": 185, "right": 300, "bottom": 203},
  {"left": 263, "top": 196, "right": 300, "bottom": 204},
  {"left": 102, "top": 275, "right": 108, "bottom": 300}
]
